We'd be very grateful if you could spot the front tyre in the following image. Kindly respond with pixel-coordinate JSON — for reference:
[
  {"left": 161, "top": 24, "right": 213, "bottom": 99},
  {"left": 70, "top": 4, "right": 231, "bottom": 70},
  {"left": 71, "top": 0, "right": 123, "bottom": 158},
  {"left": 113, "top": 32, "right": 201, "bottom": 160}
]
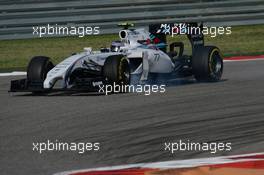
[
  {"left": 103, "top": 55, "right": 130, "bottom": 85},
  {"left": 27, "top": 56, "right": 54, "bottom": 82},
  {"left": 192, "top": 46, "right": 223, "bottom": 82}
]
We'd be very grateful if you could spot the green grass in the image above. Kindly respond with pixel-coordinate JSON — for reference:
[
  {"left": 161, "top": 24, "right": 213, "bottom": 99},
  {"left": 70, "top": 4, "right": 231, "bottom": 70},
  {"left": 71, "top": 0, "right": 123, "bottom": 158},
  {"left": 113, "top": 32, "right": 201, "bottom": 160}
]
[{"left": 0, "top": 24, "right": 263, "bottom": 70}]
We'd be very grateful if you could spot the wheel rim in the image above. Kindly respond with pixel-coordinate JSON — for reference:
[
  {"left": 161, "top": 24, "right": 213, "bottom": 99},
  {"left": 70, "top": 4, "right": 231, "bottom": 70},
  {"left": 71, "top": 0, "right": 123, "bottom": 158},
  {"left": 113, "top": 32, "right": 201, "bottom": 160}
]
[
  {"left": 119, "top": 58, "right": 130, "bottom": 84},
  {"left": 43, "top": 61, "right": 54, "bottom": 80},
  {"left": 209, "top": 49, "right": 223, "bottom": 78}
]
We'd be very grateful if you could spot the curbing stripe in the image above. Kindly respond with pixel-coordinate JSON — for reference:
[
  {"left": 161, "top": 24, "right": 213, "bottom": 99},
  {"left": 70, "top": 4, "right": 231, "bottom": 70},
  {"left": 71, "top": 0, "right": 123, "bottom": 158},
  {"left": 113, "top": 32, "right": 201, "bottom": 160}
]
[{"left": 54, "top": 152, "right": 264, "bottom": 175}]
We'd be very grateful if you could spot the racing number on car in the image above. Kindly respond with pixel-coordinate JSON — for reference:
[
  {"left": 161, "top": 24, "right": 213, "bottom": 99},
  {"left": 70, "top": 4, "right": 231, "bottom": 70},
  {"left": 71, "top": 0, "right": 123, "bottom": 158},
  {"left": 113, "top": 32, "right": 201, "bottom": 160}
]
[{"left": 154, "top": 53, "right": 160, "bottom": 61}]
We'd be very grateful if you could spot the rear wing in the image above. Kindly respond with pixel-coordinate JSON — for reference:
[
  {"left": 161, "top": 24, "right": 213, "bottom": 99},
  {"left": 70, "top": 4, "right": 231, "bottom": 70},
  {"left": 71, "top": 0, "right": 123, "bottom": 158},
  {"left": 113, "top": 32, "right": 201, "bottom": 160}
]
[{"left": 149, "top": 22, "right": 204, "bottom": 53}]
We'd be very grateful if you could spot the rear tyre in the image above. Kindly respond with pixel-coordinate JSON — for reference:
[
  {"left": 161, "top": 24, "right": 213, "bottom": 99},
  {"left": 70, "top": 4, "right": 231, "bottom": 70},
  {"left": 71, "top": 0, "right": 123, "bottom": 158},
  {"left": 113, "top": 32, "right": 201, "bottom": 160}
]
[
  {"left": 192, "top": 46, "right": 223, "bottom": 82},
  {"left": 27, "top": 56, "right": 54, "bottom": 82},
  {"left": 103, "top": 55, "right": 130, "bottom": 85}
]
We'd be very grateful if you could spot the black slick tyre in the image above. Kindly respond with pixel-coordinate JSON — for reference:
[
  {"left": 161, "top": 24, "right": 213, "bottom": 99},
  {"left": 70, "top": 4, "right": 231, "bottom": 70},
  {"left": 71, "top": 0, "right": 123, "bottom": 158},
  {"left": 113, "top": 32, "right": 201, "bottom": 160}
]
[
  {"left": 27, "top": 56, "right": 54, "bottom": 82},
  {"left": 192, "top": 46, "right": 223, "bottom": 82},
  {"left": 103, "top": 55, "right": 130, "bottom": 85}
]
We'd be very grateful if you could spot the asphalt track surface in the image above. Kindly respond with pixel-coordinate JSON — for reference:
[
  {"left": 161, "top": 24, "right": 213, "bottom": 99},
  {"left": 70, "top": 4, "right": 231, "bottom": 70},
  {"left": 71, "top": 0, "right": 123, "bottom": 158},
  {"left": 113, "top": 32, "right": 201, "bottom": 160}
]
[{"left": 0, "top": 60, "right": 264, "bottom": 175}]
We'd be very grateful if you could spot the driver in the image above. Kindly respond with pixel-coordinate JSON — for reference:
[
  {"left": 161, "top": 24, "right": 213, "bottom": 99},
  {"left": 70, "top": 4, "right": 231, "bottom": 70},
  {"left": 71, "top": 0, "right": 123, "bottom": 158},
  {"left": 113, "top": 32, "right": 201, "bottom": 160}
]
[{"left": 110, "top": 41, "right": 122, "bottom": 52}]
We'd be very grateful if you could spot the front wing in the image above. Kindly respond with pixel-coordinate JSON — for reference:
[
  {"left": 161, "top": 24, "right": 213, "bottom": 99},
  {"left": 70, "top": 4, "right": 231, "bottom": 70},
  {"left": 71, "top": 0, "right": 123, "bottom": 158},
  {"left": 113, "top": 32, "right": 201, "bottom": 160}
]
[{"left": 9, "top": 77, "right": 105, "bottom": 93}]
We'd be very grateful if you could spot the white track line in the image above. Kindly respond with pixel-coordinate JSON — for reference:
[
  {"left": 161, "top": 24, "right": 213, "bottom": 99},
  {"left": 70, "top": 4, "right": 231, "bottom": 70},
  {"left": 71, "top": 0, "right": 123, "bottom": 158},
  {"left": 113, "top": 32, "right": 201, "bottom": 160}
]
[{"left": 0, "top": 71, "right": 26, "bottom": 77}]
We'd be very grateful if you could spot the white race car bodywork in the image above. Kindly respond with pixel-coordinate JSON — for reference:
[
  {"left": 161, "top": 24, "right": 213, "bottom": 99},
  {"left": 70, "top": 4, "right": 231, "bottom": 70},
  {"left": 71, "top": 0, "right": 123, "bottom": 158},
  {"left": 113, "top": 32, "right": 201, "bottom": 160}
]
[
  {"left": 10, "top": 23, "right": 224, "bottom": 93},
  {"left": 43, "top": 27, "right": 175, "bottom": 89}
]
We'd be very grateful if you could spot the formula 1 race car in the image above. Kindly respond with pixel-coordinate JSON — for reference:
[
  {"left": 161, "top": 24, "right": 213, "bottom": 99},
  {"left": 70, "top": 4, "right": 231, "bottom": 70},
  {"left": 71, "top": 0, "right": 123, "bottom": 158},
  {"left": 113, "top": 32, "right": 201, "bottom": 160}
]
[{"left": 10, "top": 22, "right": 223, "bottom": 93}]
